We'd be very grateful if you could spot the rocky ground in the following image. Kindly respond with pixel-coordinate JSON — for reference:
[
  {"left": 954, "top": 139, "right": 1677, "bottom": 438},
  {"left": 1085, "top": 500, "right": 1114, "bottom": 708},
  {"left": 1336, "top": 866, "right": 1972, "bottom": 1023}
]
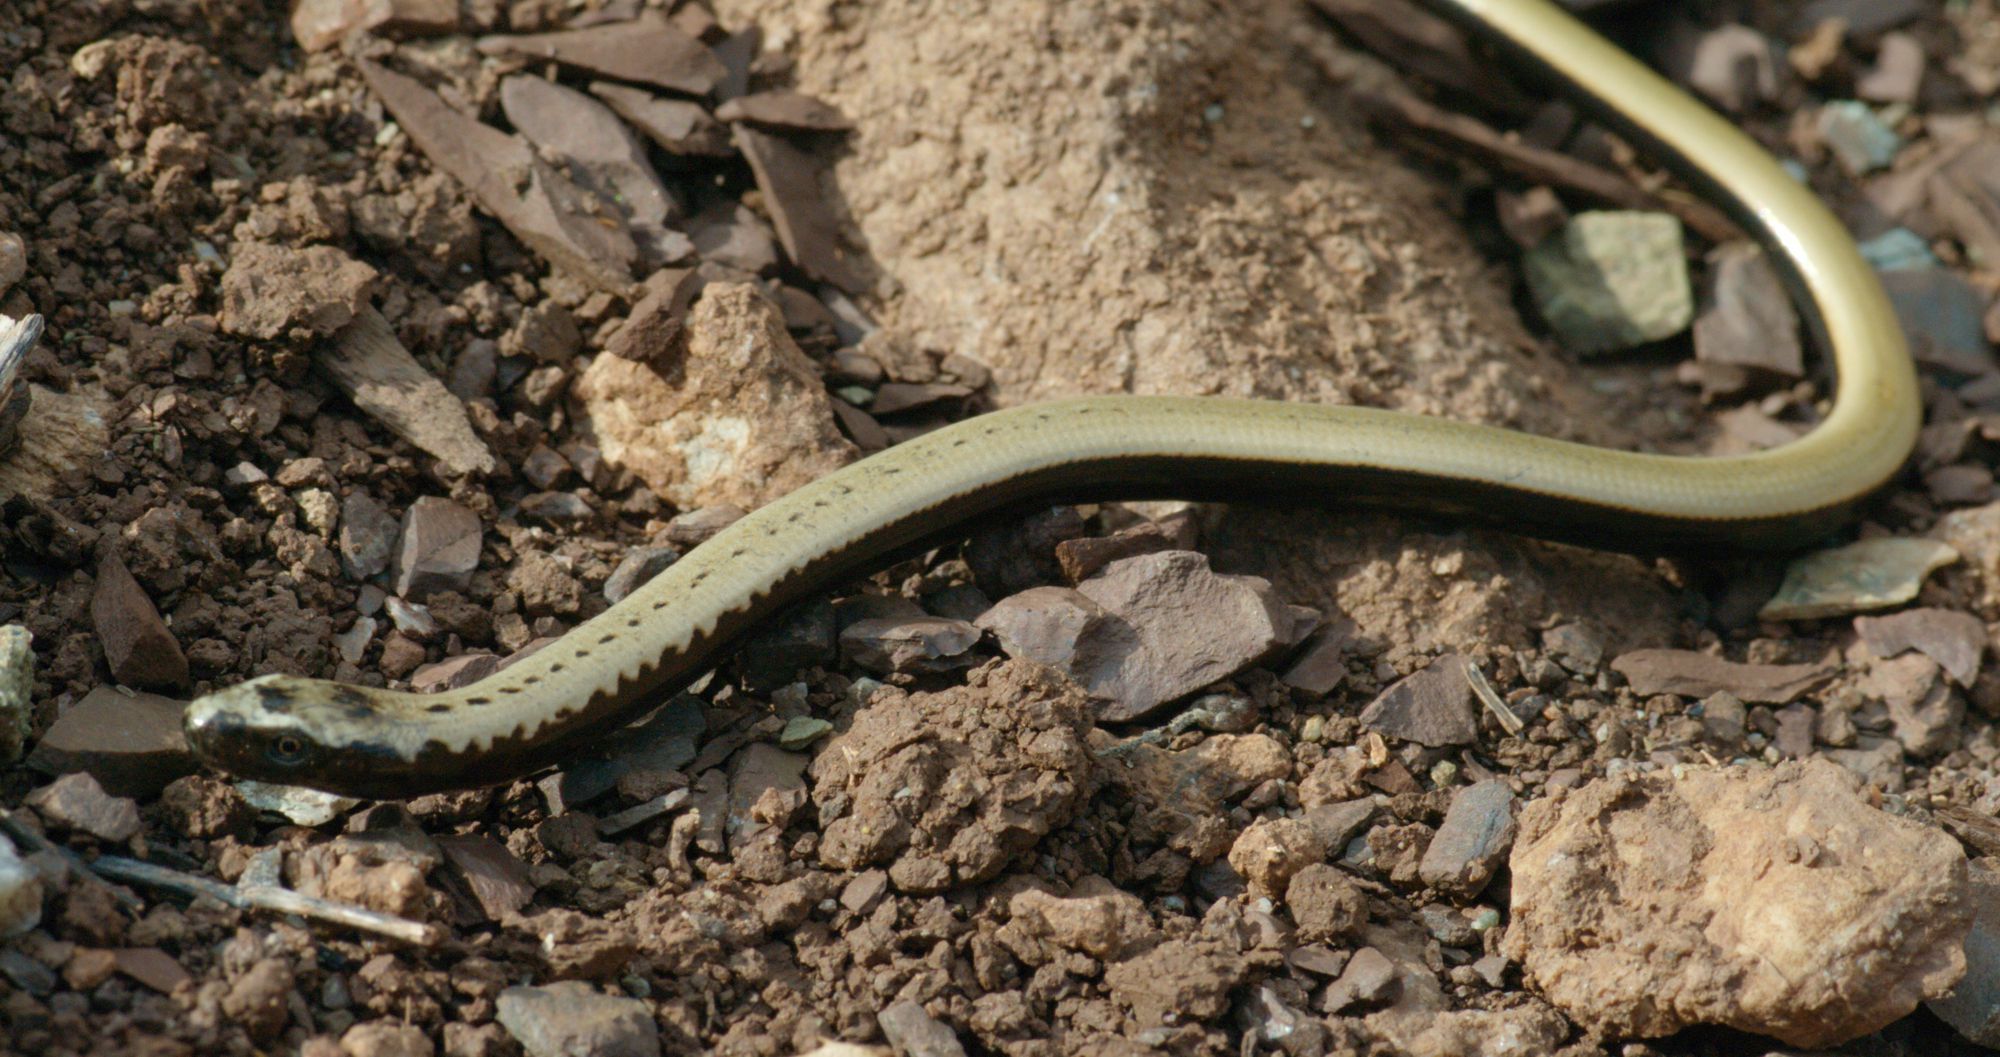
[{"left": 3, "top": 0, "right": 2000, "bottom": 1055}]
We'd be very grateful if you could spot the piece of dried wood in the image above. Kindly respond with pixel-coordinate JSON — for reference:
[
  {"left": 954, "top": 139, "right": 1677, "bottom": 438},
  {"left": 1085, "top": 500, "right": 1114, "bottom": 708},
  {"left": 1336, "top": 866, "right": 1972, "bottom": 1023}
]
[
  {"left": 92, "top": 853, "right": 442, "bottom": 946},
  {"left": 316, "top": 306, "right": 497, "bottom": 476},
  {"left": 0, "top": 314, "right": 110, "bottom": 503},
  {"left": 1351, "top": 85, "right": 1741, "bottom": 244}
]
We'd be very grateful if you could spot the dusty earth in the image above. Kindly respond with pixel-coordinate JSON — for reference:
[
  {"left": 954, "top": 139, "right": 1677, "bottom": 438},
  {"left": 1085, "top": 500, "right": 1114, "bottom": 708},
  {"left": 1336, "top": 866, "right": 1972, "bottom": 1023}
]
[{"left": 3, "top": 0, "right": 2000, "bottom": 1055}]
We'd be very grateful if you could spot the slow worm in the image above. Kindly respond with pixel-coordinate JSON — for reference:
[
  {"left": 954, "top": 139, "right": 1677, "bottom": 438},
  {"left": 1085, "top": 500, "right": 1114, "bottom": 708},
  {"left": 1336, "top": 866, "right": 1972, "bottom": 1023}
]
[{"left": 184, "top": 0, "right": 1920, "bottom": 798}]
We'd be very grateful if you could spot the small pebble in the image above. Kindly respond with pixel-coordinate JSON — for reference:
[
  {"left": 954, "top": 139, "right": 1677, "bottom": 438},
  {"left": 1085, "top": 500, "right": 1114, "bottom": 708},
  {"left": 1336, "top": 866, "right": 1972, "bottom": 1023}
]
[
  {"left": 1858, "top": 229, "right": 1937, "bottom": 272},
  {"left": 1817, "top": 101, "right": 1902, "bottom": 175},
  {"left": 1759, "top": 538, "right": 1960, "bottom": 621},
  {"left": 1524, "top": 212, "right": 1693, "bottom": 355}
]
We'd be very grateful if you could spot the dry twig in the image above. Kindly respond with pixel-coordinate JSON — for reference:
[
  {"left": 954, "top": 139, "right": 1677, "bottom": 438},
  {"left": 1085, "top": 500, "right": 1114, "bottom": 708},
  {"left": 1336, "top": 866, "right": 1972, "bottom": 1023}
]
[
  {"left": 91, "top": 854, "right": 443, "bottom": 946},
  {"left": 1353, "top": 85, "right": 1743, "bottom": 243}
]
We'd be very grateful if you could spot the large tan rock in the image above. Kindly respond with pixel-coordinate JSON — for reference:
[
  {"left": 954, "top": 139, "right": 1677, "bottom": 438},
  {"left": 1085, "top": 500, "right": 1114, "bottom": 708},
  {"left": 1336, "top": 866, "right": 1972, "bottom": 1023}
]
[
  {"left": 575, "top": 283, "right": 855, "bottom": 510},
  {"left": 1002, "top": 876, "right": 1158, "bottom": 960},
  {"left": 1505, "top": 759, "right": 1970, "bottom": 1046},
  {"left": 808, "top": 661, "right": 1092, "bottom": 893},
  {"left": 217, "top": 242, "right": 378, "bottom": 340},
  {"left": 711, "top": 0, "right": 1549, "bottom": 416}
]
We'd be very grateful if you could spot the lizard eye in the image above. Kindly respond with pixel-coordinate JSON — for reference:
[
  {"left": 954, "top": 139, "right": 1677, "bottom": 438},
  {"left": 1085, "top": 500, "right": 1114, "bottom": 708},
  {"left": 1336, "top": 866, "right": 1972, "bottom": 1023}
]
[{"left": 267, "top": 734, "right": 309, "bottom": 766}]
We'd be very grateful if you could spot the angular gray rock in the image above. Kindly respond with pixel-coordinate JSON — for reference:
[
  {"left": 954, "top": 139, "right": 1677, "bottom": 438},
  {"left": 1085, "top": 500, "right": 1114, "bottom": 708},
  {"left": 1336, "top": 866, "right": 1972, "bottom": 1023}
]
[
  {"left": 603, "top": 546, "right": 680, "bottom": 604},
  {"left": 25, "top": 772, "right": 141, "bottom": 842},
  {"left": 1417, "top": 779, "right": 1517, "bottom": 899},
  {"left": 496, "top": 980, "right": 660, "bottom": 1057},
  {"left": 877, "top": 1001, "right": 967, "bottom": 1057},
  {"left": 974, "top": 587, "right": 1116, "bottom": 670},
  {"left": 1523, "top": 211, "right": 1693, "bottom": 355},
  {"left": 1855, "top": 607, "right": 1986, "bottom": 687},
  {"left": 1359, "top": 654, "right": 1478, "bottom": 747},
  {"left": 839, "top": 615, "right": 982, "bottom": 676},
  {"left": 1929, "top": 861, "right": 2000, "bottom": 1045},
  {"left": 340, "top": 491, "right": 400, "bottom": 581},
  {"left": 984, "top": 550, "right": 1299, "bottom": 721},
  {"left": 1320, "top": 946, "right": 1398, "bottom": 1013},
  {"left": 393, "top": 496, "right": 482, "bottom": 599}
]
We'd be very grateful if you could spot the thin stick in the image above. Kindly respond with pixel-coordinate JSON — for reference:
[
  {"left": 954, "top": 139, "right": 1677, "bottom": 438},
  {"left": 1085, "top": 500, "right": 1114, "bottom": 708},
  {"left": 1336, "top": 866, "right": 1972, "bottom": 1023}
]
[
  {"left": 90, "top": 855, "right": 443, "bottom": 946},
  {"left": 1352, "top": 85, "right": 1742, "bottom": 244},
  {"left": 1464, "top": 660, "right": 1527, "bottom": 737}
]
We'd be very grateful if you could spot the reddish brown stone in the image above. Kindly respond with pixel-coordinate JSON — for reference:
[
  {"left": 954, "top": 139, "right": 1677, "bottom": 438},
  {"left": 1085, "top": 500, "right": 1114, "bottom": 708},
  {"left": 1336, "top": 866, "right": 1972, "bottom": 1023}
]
[
  {"left": 359, "top": 60, "right": 636, "bottom": 293},
  {"left": 438, "top": 834, "right": 534, "bottom": 920},
  {"left": 290, "top": 0, "right": 457, "bottom": 52},
  {"left": 829, "top": 398, "right": 889, "bottom": 452},
  {"left": 26, "top": 772, "right": 141, "bottom": 842},
  {"left": 499, "top": 75, "right": 690, "bottom": 268},
  {"left": 868, "top": 382, "right": 974, "bottom": 416},
  {"left": 1611, "top": 649, "right": 1835, "bottom": 704},
  {"left": 714, "top": 91, "right": 853, "bottom": 131},
  {"left": 605, "top": 269, "right": 699, "bottom": 365},
  {"left": 408, "top": 652, "right": 501, "bottom": 692},
  {"left": 27, "top": 686, "right": 194, "bottom": 797},
  {"left": 392, "top": 496, "right": 482, "bottom": 600},
  {"left": 733, "top": 125, "right": 867, "bottom": 293},
  {"left": 91, "top": 552, "right": 187, "bottom": 691},
  {"left": 1856, "top": 607, "right": 1987, "bottom": 687},
  {"left": 589, "top": 83, "right": 731, "bottom": 157},
  {"left": 1054, "top": 516, "right": 1194, "bottom": 584},
  {"left": 1282, "top": 628, "right": 1348, "bottom": 695},
  {"left": 1359, "top": 654, "right": 1478, "bottom": 747},
  {"left": 1928, "top": 137, "right": 2000, "bottom": 279},
  {"left": 1693, "top": 242, "right": 1803, "bottom": 391},
  {"left": 113, "top": 948, "right": 192, "bottom": 993},
  {"left": 1927, "top": 464, "right": 1995, "bottom": 505},
  {"left": 475, "top": 17, "right": 725, "bottom": 95}
]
